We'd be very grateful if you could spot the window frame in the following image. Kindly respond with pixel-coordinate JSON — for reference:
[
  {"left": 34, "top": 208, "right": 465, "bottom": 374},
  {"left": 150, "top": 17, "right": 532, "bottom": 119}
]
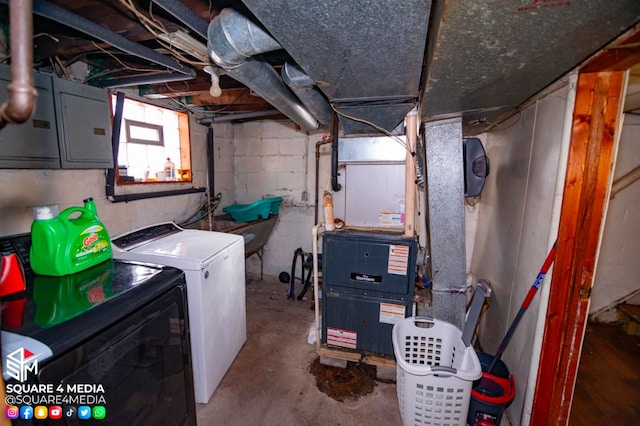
[
  {"left": 111, "top": 94, "right": 193, "bottom": 185},
  {"left": 124, "top": 119, "right": 165, "bottom": 146}
]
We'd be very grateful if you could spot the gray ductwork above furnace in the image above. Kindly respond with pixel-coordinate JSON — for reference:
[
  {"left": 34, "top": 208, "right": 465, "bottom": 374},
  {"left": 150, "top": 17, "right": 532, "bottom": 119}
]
[
  {"left": 207, "top": 8, "right": 330, "bottom": 132},
  {"left": 239, "top": 0, "right": 431, "bottom": 135}
]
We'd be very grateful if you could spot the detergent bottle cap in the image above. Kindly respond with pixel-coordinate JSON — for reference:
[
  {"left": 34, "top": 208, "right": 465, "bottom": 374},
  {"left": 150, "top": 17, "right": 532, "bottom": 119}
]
[
  {"left": 83, "top": 197, "right": 98, "bottom": 216},
  {"left": 33, "top": 205, "right": 59, "bottom": 220}
]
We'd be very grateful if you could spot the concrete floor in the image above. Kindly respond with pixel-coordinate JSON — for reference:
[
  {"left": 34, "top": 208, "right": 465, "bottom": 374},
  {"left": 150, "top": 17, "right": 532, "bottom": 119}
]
[{"left": 196, "top": 273, "right": 403, "bottom": 426}]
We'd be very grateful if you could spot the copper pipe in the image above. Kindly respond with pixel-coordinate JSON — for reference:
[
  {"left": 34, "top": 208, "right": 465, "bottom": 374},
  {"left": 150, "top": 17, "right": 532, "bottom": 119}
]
[
  {"left": 404, "top": 108, "right": 418, "bottom": 237},
  {"left": 314, "top": 136, "right": 331, "bottom": 224},
  {"left": 0, "top": 0, "right": 36, "bottom": 130}
]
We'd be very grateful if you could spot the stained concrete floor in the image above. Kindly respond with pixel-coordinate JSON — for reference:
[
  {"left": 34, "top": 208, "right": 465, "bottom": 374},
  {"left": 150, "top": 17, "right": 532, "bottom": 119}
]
[{"left": 196, "top": 273, "right": 403, "bottom": 426}]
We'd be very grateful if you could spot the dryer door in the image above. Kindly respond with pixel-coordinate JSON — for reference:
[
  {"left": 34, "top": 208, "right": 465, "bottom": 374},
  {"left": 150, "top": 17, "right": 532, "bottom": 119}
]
[{"left": 38, "top": 285, "right": 196, "bottom": 425}]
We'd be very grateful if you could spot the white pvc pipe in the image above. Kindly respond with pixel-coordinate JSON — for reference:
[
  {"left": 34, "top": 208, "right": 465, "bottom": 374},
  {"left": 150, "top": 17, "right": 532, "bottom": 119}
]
[
  {"left": 404, "top": 108, "right": 419, "bottom": 237},
  {"left": 312, "top": 223, "right": 325, "bottom": 352}
]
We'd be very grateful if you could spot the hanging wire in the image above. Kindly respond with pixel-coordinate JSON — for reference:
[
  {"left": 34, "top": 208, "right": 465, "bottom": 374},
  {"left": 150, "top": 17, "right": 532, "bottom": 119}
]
[
  {"left": 329, "top": 104, "right": 409, "bottom": 150},
  {"left": 1, "top": 33, "right": 60, "bottom": 63},
  {"left": 118, "top": 0, "right": 211, "bottom": 67}
]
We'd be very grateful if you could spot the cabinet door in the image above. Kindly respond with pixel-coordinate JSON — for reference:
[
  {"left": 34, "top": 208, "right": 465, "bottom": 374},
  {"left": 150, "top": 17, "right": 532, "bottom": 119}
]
[
  {"left": 53, "top": 77, "right": 113, "bottom": 168},
  {"left": 0, "top": 67, "right": 60, "bottom": 168}
]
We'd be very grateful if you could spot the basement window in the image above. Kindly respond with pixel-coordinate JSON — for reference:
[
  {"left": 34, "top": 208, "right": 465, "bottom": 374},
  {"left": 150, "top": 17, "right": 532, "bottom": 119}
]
[{"left": 112, "top": 95, "right": 192, "bottom": 183}]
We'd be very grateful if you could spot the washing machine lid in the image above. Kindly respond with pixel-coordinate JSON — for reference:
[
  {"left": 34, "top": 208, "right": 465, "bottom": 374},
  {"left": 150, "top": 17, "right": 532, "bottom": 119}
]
[{"left": 115, "top": 226, "right": 243, "bottom": 270}]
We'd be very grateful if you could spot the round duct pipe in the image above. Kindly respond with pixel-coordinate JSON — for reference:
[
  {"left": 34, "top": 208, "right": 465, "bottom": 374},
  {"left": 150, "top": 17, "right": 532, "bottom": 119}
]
[
  {"left": 207, "top": 8, "right": 320, "bottom": 131},
  {"left": 282, "top": 62, "right": 332, "bottom": 125}
]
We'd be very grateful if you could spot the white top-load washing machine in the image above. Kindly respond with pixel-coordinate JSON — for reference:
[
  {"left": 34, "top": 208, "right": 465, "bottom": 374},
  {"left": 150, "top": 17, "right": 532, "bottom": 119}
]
[{"left": 111, "top": 222, "right": 246, "bottom": 404}]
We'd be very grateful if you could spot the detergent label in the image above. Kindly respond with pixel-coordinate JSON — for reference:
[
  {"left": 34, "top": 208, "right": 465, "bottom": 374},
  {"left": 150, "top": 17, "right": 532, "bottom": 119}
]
[
  {"left": 81, "top": 225, "right": 105, "bottom": 234},
  {"left": 83, "top": 233, "right": 99, "bottom": 247},
  {"left": 73, "top": 226, "right": 111, "bottom": 262}
]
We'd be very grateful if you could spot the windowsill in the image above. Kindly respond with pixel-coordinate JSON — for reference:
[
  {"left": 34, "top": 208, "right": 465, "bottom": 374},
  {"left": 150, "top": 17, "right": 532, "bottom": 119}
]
[{"left": 117, "top": 178, "right": 193, "bottom": 185}]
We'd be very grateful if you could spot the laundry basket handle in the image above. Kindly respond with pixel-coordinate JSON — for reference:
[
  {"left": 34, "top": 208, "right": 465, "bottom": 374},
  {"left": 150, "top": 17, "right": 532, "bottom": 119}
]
[
  {"left": 412, "top": 316, "right": 436, "bottom": 325},
  {"left": 430, "top": 366, "right": 457, "bottom": 376}
]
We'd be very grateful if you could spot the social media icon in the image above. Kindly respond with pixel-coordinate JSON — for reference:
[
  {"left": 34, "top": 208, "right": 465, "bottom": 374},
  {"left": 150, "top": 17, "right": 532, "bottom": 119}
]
[
  {"left": 34, "top": 406, "right": 48, "bottom": 419},
  {"left": 78, "top": 406, "right": 91, "bottom": 420},
  {"left": 92, "top": 406, "right": 106, "bottom": 420},
  {"left": 49, "top": 405, "right": 63, "bottom": 419},
  {"left": 20, "top": 406, "right": 33, "bottom": 419},
  {"left": 64, "top": 405, "right": 77, "bottom": 418},
  {"left": 5, "top": 406, "right": 19, "bottom": 419}
]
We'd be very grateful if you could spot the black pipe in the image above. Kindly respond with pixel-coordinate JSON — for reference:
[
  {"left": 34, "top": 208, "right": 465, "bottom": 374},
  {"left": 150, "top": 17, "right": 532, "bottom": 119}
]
[
  {"left": 330, "top": 113, "right": 341, "bottom": 192},
  {"left": 97, "top": 72, "right": 194, "bottom": 89},
  {"left": 207, "top": 126, "right": 215, "bottom": 201},
  {"left": 151, "top": 0, "right": 209, "bottom": 39},
  {"left": 109, "top": 187, "right": 205, "bottom": 203},
  {"left": 105, "top": 92, "right": 125, "bottom": 198}
]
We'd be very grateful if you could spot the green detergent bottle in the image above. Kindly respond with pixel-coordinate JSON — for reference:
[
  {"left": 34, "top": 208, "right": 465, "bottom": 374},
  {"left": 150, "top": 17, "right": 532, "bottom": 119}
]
[{"left": 30, "top": 197, "right": 112, "bottom": 276}]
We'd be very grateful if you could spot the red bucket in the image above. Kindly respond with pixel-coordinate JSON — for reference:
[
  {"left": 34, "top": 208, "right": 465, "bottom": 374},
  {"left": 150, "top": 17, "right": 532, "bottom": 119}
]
[{"left": 468, "top": 352, "right": 516, "bottom": 426}]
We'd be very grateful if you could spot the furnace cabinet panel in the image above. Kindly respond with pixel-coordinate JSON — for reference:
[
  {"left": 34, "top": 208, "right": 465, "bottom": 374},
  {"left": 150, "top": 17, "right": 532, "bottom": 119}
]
[{"left": 322, "top": 230, "right": 417, "bottom": 356}]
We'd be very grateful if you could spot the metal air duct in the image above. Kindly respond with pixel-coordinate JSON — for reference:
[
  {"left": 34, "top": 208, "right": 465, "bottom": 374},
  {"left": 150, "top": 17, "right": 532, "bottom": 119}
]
[
  {"left": 282, "top": 62, "right": 332, "bottom": 125},
  {"left": 207, "top": 8, "right": 322, "bottom": 131}
]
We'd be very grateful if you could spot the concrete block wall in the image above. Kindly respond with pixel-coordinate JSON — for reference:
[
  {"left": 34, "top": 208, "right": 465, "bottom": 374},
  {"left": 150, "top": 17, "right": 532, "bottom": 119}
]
[
  {"left": 231, "top": 119, "right": 330, "bottom": 282},
  {"left": 210, "top": 122, "right": 236, "bottom": 209},
  {"left": 0, "top": 114, "right": 212, "bottom": 239}
]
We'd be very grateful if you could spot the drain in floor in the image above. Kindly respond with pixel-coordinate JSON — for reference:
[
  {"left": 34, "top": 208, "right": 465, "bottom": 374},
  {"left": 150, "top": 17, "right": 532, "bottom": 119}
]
[{"left": 309, "top": 357, "right": 377, "bottom": 402}]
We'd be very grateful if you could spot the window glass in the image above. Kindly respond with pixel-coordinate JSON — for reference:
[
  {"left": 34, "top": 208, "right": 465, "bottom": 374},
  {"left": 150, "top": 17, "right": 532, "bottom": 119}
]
[{"left": 112, "top": 95, "right": 192, "bottom": 183}]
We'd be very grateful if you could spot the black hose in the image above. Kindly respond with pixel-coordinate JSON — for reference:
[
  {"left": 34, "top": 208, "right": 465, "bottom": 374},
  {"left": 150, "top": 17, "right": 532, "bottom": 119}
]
[
  {"left": 207, "top": 126, "right": 215, "bottom": 201},
  {"left": 289, "top": 248, "right": 304, "bottom": 300},
  {"left": 297, "top": 253, "right": 314, "bottom": 300},
  {"left": 330, "top": 113, "right": 341, "bottom": 192}
]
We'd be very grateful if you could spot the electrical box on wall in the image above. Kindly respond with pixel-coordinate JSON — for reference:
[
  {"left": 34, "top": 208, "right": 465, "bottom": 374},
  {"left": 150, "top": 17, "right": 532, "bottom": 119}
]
[
  {"left": 53, "top": 77, "right": 113, "bottom": 169},
  {"left": 321, "top": 230, "right": 417, "bottom": 356},
  {"left": 0, "top": 66, "right": 60, "bottom": 168},
  {"left": 0, "top": 63, "right": 113, "bottom": 169}
]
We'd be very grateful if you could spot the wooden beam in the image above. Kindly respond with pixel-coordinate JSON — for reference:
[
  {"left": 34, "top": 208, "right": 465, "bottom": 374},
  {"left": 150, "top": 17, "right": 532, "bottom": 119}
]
[
  {"left": 530, "top": 71, "right": 625, "bottom": 425},
  {"left": 144, "top": 75, "right": 245, "bottom": 96},
  {"left": 182, "top": 90, "right": 271, "bottom": 107},
  {"left": 581, "top": 24, "right": 640, "bottom": 72}
]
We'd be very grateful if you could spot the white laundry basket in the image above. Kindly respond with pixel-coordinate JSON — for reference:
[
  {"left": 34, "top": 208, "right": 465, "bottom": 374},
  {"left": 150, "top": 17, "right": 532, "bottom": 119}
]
[{"left": 392, "top": 316, "right": 482, "bottom": 426}]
